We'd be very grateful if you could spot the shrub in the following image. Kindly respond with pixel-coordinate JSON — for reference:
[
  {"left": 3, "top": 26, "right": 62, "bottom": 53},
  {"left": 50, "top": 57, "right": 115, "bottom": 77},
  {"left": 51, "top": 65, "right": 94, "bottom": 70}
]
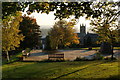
[
  {"left": 94, "top": 52, "right": 104, "bottom": 60},
  {"left": 103, "top": 56, "right": 117, "bottom": 60},
  {"left": 25, "top": 48, "right": 31, "bottom": 53},
  {"left": 74, "top": 56, "right": 86, "bottom": 61}
]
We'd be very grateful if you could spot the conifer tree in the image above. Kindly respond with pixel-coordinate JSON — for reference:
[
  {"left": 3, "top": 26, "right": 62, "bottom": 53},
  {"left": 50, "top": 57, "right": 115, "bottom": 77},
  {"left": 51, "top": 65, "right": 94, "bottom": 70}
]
[{"left": 19, "top": 16, "right": 41, "bottom": 49}]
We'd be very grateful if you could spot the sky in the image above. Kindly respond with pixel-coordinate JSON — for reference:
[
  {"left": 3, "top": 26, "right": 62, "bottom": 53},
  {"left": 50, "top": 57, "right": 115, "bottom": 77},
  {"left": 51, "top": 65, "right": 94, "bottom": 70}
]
[
  {"left": 23, "top": 7, "right": 92, "bottom": 33},
  {"left": 30, "top": 11, "right": 91, "bottom": 32},
  {"left": 22, "top": 1, "right": 119, "bottom": 37}
]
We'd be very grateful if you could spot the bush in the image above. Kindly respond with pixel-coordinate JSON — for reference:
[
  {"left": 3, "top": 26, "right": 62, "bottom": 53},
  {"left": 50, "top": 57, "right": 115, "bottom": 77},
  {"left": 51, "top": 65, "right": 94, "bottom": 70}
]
[
  {"left": 74, "top": 56, "right": 86, "bottom": 61},
  {"left": 75, "top": 53, "right": 104, "bottom": 61},
  {"left": 25, "top": 48, "right": 31, "bottom": 53},
  {"left": 94, "top": 52, "right": 104, "bottom": 60},
  {"left": 103, "top": 56, "right": 117, "bottom": 60}
]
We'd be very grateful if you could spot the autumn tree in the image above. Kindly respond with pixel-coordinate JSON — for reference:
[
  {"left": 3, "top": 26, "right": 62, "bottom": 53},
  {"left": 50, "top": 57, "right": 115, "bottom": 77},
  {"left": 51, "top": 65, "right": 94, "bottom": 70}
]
[
  {"left": 2, "top": 2, "right": 119, "bottom": 56},
  {"left": 2, "top": 2, "right": 28, "bottom": 19},
  {"left": 90, "top": 2, "right": 120, "bottom": 60},
  {"left": 2, "top": 2, "right": 93, "bottom": 19},
  {"left": 3, "top": 2, "right": 119, "bottom": 20},
  {"left": 2, "top": 12, "right": 24, "bottom": 61},
  {"left": 19, "top": 16, "right": 41, "bottom": 49},
  {"left": 48, "top": 20, "right": 79, "bottom": 50}
]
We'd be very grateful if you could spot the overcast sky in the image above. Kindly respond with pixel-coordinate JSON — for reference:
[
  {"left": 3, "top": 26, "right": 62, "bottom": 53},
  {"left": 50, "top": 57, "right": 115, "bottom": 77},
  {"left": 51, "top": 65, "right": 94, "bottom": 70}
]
[
  {"left": 31, "top": 11, "right": 91, "bottom": 32},
  {"left": 22, "top": 6, "right": 92, "bottom": 33}
]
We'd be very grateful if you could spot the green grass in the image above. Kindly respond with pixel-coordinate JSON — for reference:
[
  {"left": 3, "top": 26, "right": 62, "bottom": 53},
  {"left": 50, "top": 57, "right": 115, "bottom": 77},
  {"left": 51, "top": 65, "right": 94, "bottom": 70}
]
[
  {"left": 2, "top": 60, "right": 119, "bottom": 80},
  {"left": 2, "top": 52, "right": 23, "bottom": 65},
  {"left": 80, "top": 47, "right": 120, "bottom": 50},
  {"left": 114, "top": 47, "right": 120, "bottom": 49},
  {"left": 61, "top": 47, "right": 120, "bottom": 50}
]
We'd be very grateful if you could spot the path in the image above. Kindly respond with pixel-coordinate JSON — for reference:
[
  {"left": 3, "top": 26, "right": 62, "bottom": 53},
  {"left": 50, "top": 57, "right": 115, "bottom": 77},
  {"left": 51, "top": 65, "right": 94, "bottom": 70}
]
[{"left": 23, "top": 49, "right": 120, "bottom": 61}]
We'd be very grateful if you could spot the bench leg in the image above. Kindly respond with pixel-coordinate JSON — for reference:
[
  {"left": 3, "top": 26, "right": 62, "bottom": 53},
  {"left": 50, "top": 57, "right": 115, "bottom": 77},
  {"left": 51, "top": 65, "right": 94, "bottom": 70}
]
[{"left": 48, "top": 58, "right": 50, "bottom": 60}]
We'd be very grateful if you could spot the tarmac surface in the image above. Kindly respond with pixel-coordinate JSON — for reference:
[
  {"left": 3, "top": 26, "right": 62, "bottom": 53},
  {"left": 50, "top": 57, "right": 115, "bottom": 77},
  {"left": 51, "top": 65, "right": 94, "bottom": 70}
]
[{"left": 23, "top": 49, "right": 120, "bottom": 61}]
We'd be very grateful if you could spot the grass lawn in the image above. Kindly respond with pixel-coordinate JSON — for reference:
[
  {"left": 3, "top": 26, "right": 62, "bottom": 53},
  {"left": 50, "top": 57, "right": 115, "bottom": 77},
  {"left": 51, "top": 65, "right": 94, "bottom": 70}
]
[
  {"left": 62, "top": 47, "right": 120, "bottom": 50},
  {"left": 80, "top": 47, "right": 120, "bottom": 50},
  {"left": 2, "top": 60, "right": 119, "bottom": 80},
  {"left": 2, "top": 52, "right": 23, "bottom": 65}
]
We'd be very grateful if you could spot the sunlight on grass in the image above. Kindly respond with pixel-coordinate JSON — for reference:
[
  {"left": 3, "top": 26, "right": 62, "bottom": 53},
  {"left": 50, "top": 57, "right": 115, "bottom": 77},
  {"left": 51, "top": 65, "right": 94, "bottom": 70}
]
[
  {"left": 2, "top": 61, "right": 119, "bottom": 79},
  {"left": 80, "top": 47, "right": 120, "bottom": 50},
  {"left": 63, "top": 61, "right": 118, "bottom": 78}
]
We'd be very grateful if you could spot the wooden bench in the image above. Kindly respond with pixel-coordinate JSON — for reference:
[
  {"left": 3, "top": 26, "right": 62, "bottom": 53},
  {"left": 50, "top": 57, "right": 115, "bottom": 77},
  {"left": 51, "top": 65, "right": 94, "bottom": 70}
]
[{"left": 48, "top": 53, "right": 64, "bottom": 60}]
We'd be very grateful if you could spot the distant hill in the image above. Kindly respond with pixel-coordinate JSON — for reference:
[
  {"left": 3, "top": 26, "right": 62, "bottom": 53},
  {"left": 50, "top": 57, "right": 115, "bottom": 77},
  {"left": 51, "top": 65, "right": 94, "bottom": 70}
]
[
  {"left": 40, "top": 25, "right": 94, "bottom": 38},
  {"left": 40, "top": 25, "right": 52, "bottom": 38},
  {"left": 41, "top": 28, "right": 51, "bottom": 38}
]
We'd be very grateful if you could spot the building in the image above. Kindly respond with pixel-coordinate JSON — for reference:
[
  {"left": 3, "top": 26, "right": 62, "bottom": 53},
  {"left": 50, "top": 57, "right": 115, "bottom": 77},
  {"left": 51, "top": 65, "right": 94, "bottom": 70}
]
[
  {"left": 40, "top": 24, "right": 99, "bottom": 49},
  {"left": 77, "top": 24, "right": 99, "bottom": 46}
]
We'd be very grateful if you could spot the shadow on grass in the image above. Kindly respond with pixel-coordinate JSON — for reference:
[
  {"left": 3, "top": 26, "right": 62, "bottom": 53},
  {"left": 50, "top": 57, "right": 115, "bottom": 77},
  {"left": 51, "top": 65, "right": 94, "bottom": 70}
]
[
  {"left": 51, "top": 61, "right": 105, "bottom": 80},
  {"left": 2, "top": 60, "right": 118, "bottom": 80},
  {"left": 2, "top": 75, "right": 120, "bottom": 80}
]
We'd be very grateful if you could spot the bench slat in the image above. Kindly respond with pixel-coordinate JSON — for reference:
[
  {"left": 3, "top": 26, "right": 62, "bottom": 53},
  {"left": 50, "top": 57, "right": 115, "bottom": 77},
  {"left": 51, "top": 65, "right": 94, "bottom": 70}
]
[{"left": 48, "top": 53, "right": 64, "bottom": 60}]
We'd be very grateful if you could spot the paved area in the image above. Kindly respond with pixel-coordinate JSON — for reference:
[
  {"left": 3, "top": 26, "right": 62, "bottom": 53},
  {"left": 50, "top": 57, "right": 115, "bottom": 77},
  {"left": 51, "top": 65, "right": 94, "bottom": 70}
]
[{"left": 23, "top": 49, "right": 120, "bottom": 61}]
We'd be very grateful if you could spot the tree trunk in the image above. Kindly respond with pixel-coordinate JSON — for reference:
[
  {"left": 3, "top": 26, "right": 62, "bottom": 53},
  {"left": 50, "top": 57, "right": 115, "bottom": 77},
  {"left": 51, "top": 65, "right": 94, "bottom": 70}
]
[
  {"left": 111, "top": 45, "right": 114, "bottom": 60},
  {"left": 6, "top": 51, "right": 10, "bottom": 61}
]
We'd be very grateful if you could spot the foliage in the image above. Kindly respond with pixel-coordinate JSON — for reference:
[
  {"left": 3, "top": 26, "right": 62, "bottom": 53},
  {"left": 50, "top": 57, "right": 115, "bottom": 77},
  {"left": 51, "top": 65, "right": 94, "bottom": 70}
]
[
  {"left": 28, "top": 2, "right": 93, "bottom": 19},
  {"left": 94, "top": 52, "right": 104, "bottom": 60},
  {"left": 48, "top": 20, "right": 79, "bottom": 50},
  {"left": 74, "top": 56, "right": 86, "bottom": 61},
  {"left": 2, "top": 12, "right": 24, "bottom": 52},
  {"left": 44, "top": 36, "right": 52, "bottom": 50},
  {"left": 2, "top": 2, "right": 29, "bottom": 19},
  {"left": 2, "top": 11, "right": 24, "bottom": 61},
  {"left": 2, "top": 2, "right": 21, "bottom": 19},
  {"left": 3, "top": 2, "right": 113, "bottom": 19},
  {"left": 103, "top": 56, "right": 117, "bottom": 60},
  {"left": 24, "top": 2, "right": 120, "bottom": 20},
  {"left": 25, "top": 48, "right": 31, "bottom": 53},
  {"left": 2, "top": 2, "right": 120, "bottom": 22},
  {"left": 2, "top": 52, "right": 23, "bottom": 65},
  {"left": 91, "top": 2, "right": 119, "bottom": 44},
  {"left": 90, "top": 2, "right": 120, "bottom": 60},
  {"left": 19, "top": 16, "right": 41, "bottom": 49}
]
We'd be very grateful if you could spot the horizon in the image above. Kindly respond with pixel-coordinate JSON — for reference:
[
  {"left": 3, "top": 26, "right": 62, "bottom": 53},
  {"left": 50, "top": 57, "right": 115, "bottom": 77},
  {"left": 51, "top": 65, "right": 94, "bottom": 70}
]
[{"left": 22, "top": 8, "right": 93, "bottom": 34}]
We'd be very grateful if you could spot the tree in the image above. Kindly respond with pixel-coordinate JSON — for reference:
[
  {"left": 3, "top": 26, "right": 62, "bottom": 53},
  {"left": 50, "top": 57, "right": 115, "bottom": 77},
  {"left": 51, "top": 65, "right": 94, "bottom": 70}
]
[
  {"left": 44, "top": 35, "right": 52, "bottom": 50},
  {"left": 48, "top": 20, "right": 79, "bottom": 50},
  {"left": 2, "top": 12, "right": 24, "bottom": 61},
  {"left": 90, "top": 2, "right": 120, "bottom": 60},
  {"left": 2, "top": 2, "right": 93, "bottom": 19},
  {"left": 19, "top": 16, "right": 41, "bottom": 49},
  {"left": 2, "top": 2, "right": 28, "bottom": 19},
  {"left": 2, "top": 2, "right": 119, "bottom": 20},
  {"left": 2, "top": 2, "right": 119, "bottom": 56}
]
